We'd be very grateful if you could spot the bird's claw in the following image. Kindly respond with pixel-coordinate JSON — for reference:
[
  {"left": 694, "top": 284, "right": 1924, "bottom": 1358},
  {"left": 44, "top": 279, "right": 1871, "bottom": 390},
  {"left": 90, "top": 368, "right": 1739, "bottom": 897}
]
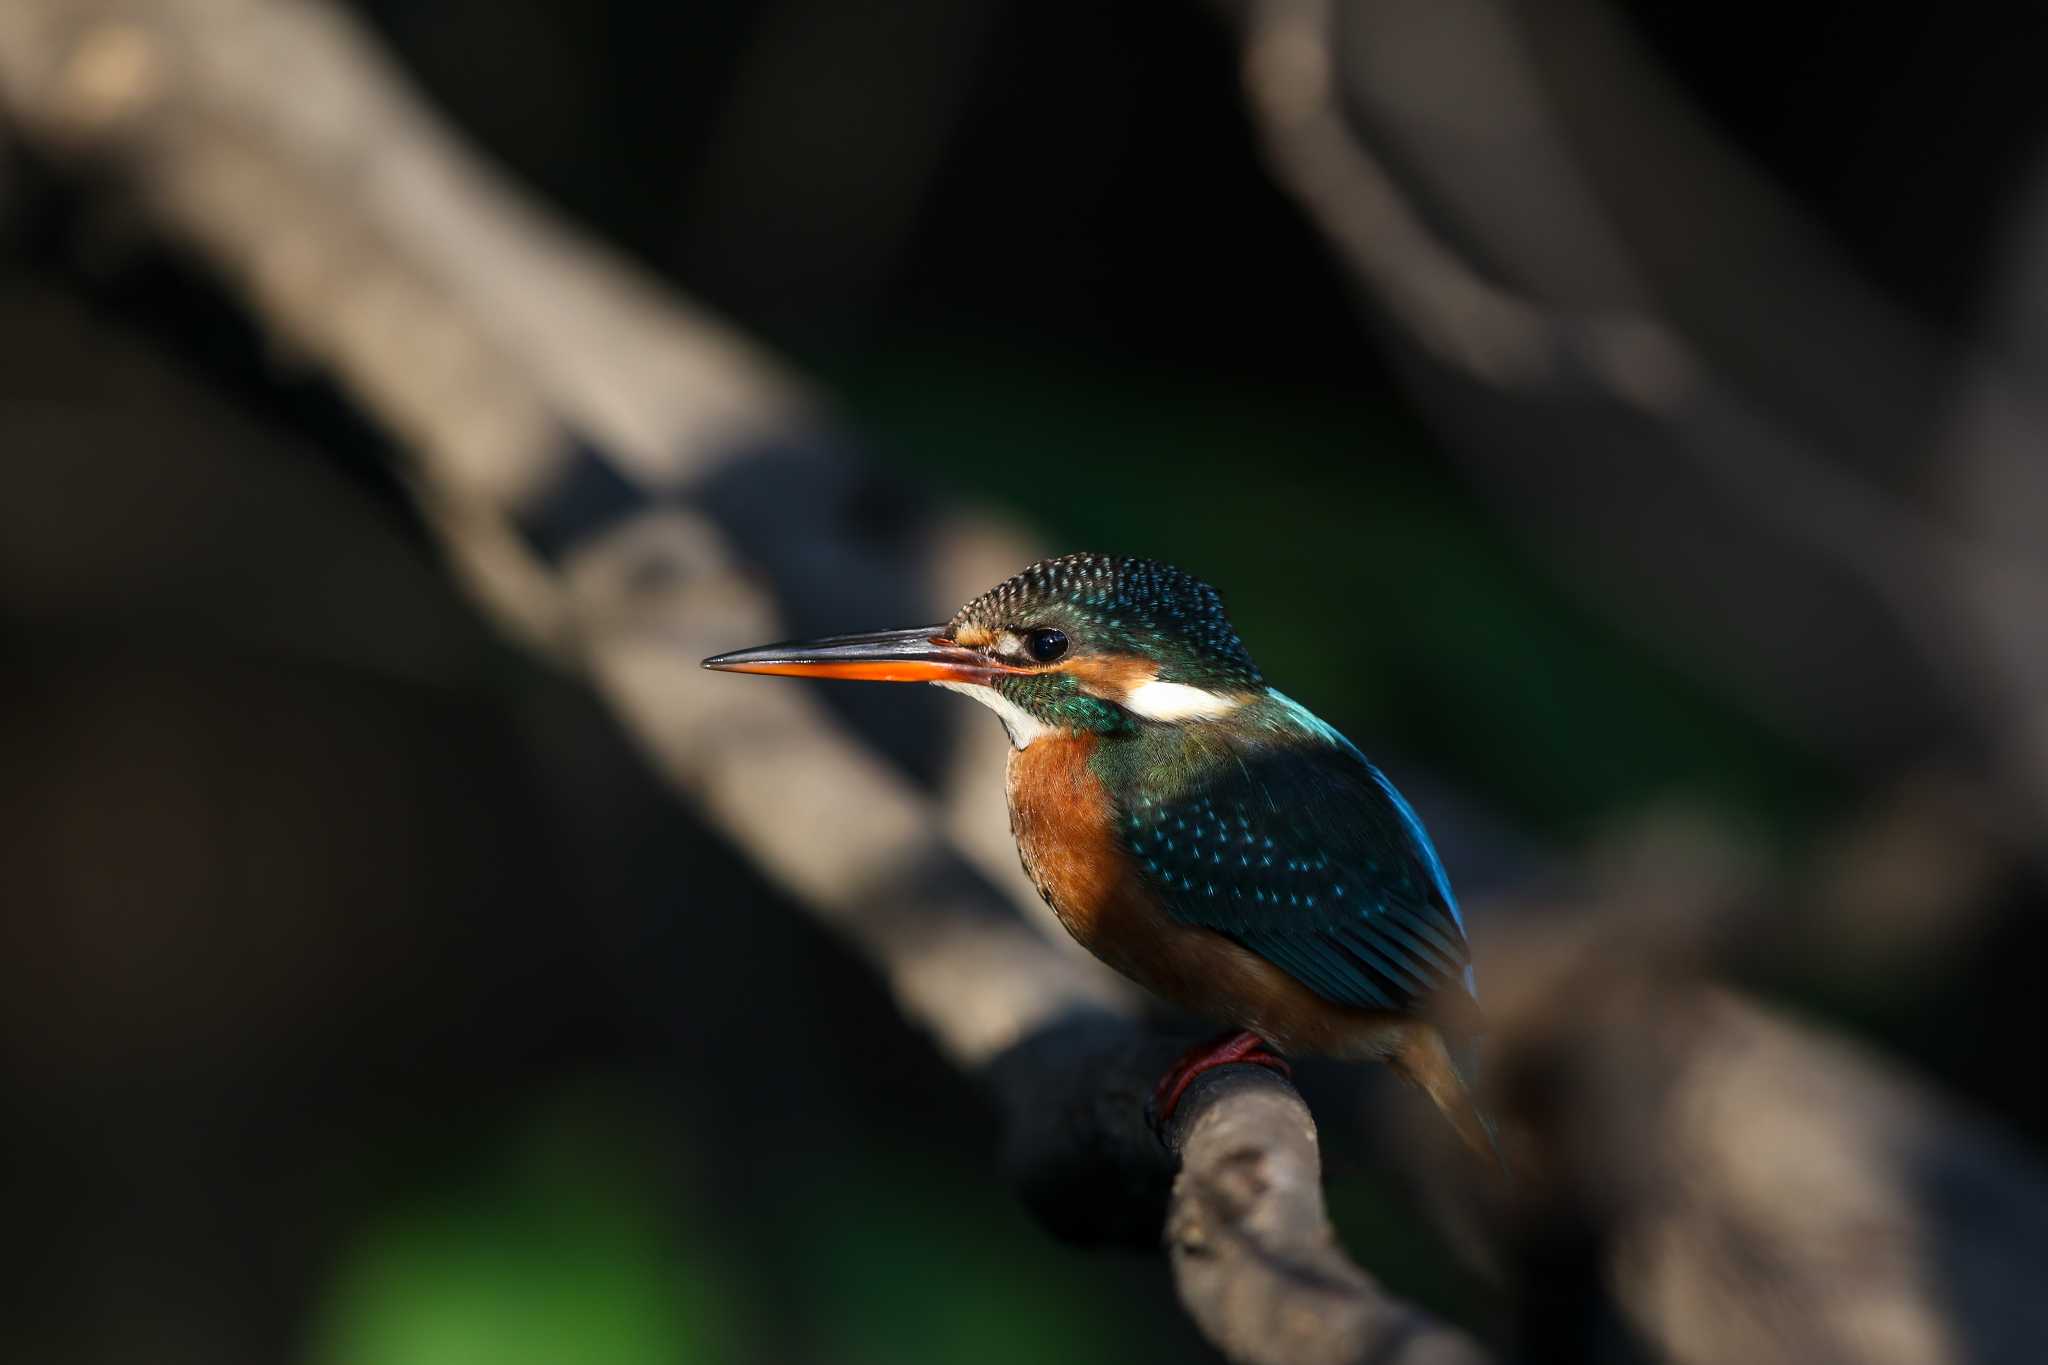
[{"left": 1146, "top": 1029, "right": 1292, "bottom": 1137}]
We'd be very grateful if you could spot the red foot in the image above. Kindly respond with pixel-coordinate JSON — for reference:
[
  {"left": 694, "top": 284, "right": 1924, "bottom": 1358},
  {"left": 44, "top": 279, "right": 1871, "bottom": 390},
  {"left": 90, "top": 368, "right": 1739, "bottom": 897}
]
[{"left": 1148, "top": 1030, "right": 1292, "bottom": 1130}]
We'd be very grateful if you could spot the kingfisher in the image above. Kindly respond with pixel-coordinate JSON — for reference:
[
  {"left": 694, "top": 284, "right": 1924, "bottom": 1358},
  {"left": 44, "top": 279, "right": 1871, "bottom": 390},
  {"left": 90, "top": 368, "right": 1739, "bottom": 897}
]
[{"left": 704, "top": 553, "right": 1498, "bottom": 1162}]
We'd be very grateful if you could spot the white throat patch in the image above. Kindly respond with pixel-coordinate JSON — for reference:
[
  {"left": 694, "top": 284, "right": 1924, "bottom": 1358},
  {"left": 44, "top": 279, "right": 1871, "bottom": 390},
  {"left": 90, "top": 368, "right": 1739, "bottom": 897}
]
[
  {"left": 934, "top": 681, "right": 1050, "bottom": 750},
  {"left": 1122, "top": 678, "right": 1243, "bottom": 723}
]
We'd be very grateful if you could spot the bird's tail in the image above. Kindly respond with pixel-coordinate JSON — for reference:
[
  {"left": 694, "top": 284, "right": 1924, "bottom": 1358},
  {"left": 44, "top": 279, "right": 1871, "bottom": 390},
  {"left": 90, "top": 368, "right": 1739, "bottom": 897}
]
[{"left": 1391, "top": 1023, "right": 1509, "bottom": 1179}]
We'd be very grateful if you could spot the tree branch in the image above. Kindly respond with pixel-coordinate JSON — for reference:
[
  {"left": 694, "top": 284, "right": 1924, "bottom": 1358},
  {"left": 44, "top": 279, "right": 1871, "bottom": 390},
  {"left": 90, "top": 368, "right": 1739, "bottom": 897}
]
[
  {"left": 1166, "top": 1069, "right": 1491, "bottom": 1365},
  {"left": 1474, "top": 914, "right": 2048, "bottom": 1365}
]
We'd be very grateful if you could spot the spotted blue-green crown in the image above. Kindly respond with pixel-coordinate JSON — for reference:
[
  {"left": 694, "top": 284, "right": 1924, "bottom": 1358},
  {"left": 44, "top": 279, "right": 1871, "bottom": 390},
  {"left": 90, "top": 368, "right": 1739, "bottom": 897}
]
[{"left": 951, "top": 553, "right": 1263, "bottom": 689}]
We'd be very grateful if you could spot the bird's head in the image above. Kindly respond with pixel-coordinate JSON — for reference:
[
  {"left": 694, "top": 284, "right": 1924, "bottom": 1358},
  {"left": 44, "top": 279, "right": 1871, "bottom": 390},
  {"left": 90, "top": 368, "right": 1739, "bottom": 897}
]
[{"left": 702, "top": 553, "right": 1264, "bottom": 747}]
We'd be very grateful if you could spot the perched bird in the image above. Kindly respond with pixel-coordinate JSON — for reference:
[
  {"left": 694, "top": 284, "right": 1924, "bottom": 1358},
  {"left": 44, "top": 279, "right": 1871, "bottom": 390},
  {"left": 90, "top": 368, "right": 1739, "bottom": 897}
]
[{"left": 704, "top": 553, "right": 1498, "bottom": 1161}]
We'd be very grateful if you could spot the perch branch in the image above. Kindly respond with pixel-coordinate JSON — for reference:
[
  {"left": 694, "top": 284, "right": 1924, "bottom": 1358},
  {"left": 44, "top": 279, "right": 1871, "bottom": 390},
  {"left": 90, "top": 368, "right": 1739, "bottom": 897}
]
[{"left": 1166, "top": 1069, "right": 1490, "bottom": 1365}]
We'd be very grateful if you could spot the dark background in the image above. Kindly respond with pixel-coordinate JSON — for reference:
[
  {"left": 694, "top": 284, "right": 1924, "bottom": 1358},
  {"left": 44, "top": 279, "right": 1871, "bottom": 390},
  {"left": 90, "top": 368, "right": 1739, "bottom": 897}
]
[{"left": 4, "top": 3, "right": 2044, "bottom": 1362}]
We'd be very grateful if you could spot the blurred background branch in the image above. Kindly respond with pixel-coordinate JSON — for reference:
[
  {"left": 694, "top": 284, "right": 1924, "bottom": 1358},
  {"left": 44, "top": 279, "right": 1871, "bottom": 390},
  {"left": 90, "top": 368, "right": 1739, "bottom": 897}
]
[
  {"left": 1236, "top": 0, "right": 2048, "bottom": 854},
  {"left": 0, "top": 0, "right": 1115, "bottom": 1065},
  {"left": 4, "top": 0, "right": 2048, "bottom": 1362}
]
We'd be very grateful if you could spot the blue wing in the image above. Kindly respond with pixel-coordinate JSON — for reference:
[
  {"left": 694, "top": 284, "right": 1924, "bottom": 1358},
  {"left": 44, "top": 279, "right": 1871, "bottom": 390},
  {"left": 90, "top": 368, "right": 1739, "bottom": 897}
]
[{"left": 1119, "top": 706, "right": 1474, "bottom": 1019}]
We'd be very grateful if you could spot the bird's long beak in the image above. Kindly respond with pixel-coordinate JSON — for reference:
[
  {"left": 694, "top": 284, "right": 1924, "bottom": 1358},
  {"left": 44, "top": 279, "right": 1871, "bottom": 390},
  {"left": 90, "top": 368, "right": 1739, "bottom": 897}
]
[{"left": 702, "top": 626, "right": 1010, "bottom": 684}]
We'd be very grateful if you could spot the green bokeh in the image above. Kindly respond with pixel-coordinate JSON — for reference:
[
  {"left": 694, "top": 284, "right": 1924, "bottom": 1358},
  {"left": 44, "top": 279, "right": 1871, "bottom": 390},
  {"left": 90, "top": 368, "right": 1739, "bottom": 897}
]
[
  {"left": 305, "top": 1078, "right": 1206, "bottom": 1365},
  {"left": 780, "top": 1146, "right": 1170, "bottom": 1365},
  {"left": 308, "top": 1092, "right": 739, "bottom": 1365}
]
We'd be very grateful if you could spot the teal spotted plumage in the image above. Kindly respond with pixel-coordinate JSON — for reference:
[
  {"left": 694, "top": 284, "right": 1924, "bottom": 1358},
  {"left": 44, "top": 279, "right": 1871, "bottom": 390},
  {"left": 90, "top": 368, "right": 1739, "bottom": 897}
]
[{"left": 1096, "top": 690, "right": 1479, "bottom": 1030}]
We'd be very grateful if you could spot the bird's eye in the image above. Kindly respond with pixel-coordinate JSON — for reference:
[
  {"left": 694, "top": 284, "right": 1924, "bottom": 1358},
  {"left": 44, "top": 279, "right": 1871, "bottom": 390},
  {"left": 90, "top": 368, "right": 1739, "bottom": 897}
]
[{"left": 1025, "top": 627, "right": 1069, "bottom": 663}]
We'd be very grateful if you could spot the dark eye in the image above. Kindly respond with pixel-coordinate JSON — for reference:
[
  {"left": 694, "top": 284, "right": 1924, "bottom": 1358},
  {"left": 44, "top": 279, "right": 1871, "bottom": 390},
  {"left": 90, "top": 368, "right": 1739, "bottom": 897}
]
[{"left": 1025, "top": 627, "right": 1069, "bottom": 663}]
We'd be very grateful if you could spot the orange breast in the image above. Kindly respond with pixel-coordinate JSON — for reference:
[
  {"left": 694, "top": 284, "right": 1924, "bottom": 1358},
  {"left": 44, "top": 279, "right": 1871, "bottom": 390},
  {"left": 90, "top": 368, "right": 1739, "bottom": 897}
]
[
  {"left": 1005, "top": 735, "right": 1407, "bottom": 1060},
  {"left": 1005, "top": 731, "right": 1123, "bottom": 951}
]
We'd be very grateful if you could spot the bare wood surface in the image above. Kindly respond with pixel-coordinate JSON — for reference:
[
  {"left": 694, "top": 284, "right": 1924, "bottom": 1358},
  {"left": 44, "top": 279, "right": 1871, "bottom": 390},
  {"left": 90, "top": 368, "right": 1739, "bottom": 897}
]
[{"left": 1167, "top": 1069, "right": 1490, "bottom": 1365}]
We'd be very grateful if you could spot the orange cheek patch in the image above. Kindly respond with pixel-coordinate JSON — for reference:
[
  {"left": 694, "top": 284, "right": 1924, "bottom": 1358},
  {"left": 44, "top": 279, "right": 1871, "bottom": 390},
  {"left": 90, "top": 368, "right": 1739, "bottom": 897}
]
[
  {"left": 1059, "top": 652, "right": 1155, "bottom": 700},
  {"left": 952, "top": 623, "right": 994, "bottom": 649}
]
